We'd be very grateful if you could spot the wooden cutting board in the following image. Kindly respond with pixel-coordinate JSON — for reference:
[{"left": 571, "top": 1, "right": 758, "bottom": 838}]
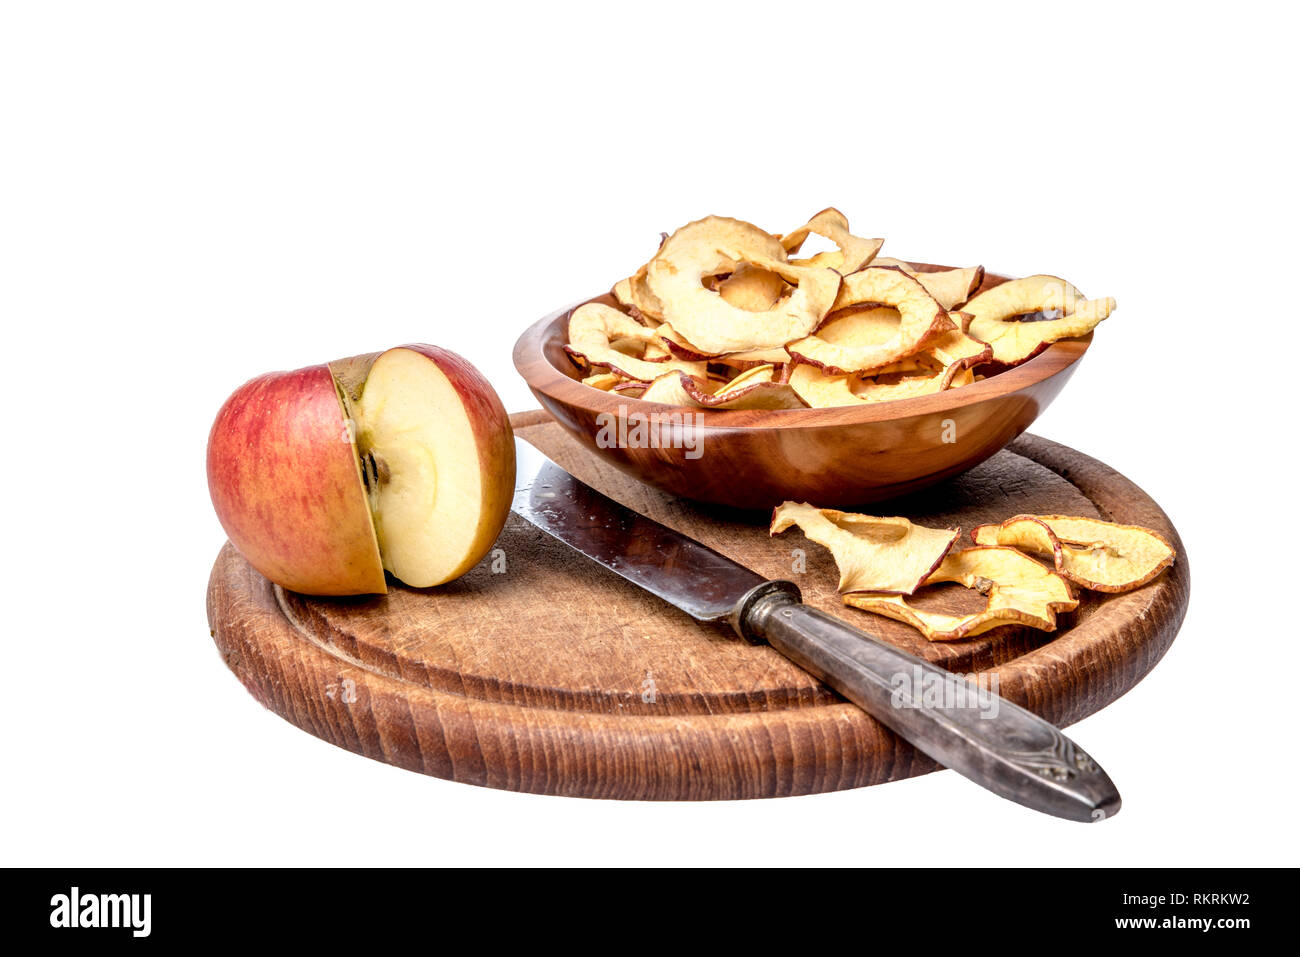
[{"left": 207, "top": 410, "right": 1189, "bottom": 800}]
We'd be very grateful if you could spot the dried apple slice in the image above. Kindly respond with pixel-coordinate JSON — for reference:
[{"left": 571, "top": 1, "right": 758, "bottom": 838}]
[
  {"left": 640, "top": 322, "right": 682, "bottom": 361},
  {"left": 712, "top": 345, "right": 793, "bottom": 369},
  {"left": 715, "top": 263, "right": 790, "bottom": 312},
  {"left": 927, "top": 321, "right": 994, "bottom": 388},
  {"left": 638, "top": 371, "right": 705, "bottom": 406},
  {"left": 649, "top": 323, "right": 710, "bottom": 360},
  {"left": 916, "top": 266, "right": 985, "bottom": 310},
  {"left": 850, "top": 366, "right": 975, "bottom": 403},
  {"left": 868, "top": 352, "right": 943, "bottom": 377},
  {"left": 787, "top": 364, "right": 862, "bottom": 407},
  {"left": 640, "top": 365, "right": 805, "bottom": 410},
  {"left": 814, "top": 306, "right": 904, "bottom": 349},
  {"left": 788, "top": 268, "right": 954, "bottom": 373},
  {"left": 844, "top": 546, "right": 1079, "bottom": 642},
  {"left": 613, "top": 254, "right": 667, "bottom": 321},
  {"left": 770, "top": 502, "right": 958, "bottom": 594},
  {"left": 654, "top": 324, "right": 793, "bottom": 369},
  {"left": 612, "top": 273, "right": 663, "bottom": 321},
  {"left": 816, "top": 309, "right": 945, "bottom": 374},
  {"left": 641, "top": 338, "right": 671, "bottom": 361},
  {"left": 788, "top": 363, "right": 943, "bottom": 407},
  {"left": 787, "top": 324, "right": 983, "bottom": 407},
  {"left": 581, "top": 372, "right": 625, "bottom": 391},
  {"left": 565, "top": 302, "right": 706, "bottom": 382},
  {"left": 962, "top": 275, "right": 1116, "bottom": 365},
  {"left": 644, "top": 216, "right": 842, "bottom": 354},
  {"left": 714, "top": 363, "right": 779, "bottom": 392},
  {"left": 695, "top": 364, "right": 803, "bottom": 409},
  {"left": 869, "top": 259, "right": 985, "bottom": 310},
  {"left": 610, "top": 330, "right": 662, "bottom": 357},
  {"left": 971, "top": 515, "right": 1175, "bottom": 593},
  {"left": 781, "top": 207, "right": 883, "bottom": 274}
]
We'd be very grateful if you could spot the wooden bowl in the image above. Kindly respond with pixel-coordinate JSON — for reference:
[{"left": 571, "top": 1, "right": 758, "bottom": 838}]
[{"left": 513, "top": 269, "right": 1091, "bottom": 510}]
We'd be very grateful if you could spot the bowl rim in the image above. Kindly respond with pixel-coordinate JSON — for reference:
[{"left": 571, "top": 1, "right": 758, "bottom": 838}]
[{"left": 513, "top": 279, "right": 1092, "bottom": 429}]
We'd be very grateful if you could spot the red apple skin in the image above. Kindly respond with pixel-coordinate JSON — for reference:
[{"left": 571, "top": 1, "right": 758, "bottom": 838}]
[
  {"left": 207, "top": 364, "right": 387, "bottom": 595},
  {"left": 395, "top": 343, "right": 516, "bottom": 580}
]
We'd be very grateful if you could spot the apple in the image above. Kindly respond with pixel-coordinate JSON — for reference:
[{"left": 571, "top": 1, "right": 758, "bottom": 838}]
[
  {"left": 206, "top": 363, "right": 386, "bottom": 595},
  {"left": 207, "top": 345, "right": 515, "bottom": 595}
]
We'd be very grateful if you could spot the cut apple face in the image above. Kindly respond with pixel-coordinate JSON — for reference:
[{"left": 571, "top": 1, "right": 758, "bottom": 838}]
[{"left": 345, "top": 346, "right": 516, "bottom": 589}]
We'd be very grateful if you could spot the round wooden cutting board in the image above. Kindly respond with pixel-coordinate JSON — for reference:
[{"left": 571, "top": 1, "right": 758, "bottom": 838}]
[{"left": 207, "top": 410, "right": 1190, "bottom": 800}]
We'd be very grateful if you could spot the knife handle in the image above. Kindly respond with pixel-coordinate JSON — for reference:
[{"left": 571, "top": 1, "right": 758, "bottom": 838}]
[{"left": 738, "top": 586, "right": 1121, "bottom": 822}]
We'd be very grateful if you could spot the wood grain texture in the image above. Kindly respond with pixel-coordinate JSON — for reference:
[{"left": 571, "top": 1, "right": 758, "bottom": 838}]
[
  {"left": 513, "top": 267, "right": 1092, "bottom": 508},
  {"left": 206, "top": 410, "right": 1189, "bottom": 800}
]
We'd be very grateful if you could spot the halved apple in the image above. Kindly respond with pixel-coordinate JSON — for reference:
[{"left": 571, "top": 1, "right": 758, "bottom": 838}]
[
  {"left": 208, "top": 344, "right": 514, "bottom": 595},
  {"left": 207, "top": 363, "right": 387, "bottom": 596},
  {"left": 337, "top": 345, "right": 515, "bottom": 589}
]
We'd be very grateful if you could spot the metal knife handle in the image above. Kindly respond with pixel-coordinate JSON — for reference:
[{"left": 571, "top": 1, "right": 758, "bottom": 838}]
[{"left": 739, "top": 587, "right": 1121, "bottom": 822}]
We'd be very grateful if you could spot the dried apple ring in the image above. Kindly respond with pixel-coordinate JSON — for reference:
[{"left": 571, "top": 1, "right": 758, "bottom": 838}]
[
  {"left": 815, "top": 306, "right": 904, "bottom": 349},
  {"left": 656, "top": 323, "right": 792, "bottom": 369},
  {"left": 565, "top": 303, "right": 706, "bottom": 382},
  {"left": 712, "top": 345, "right": 792, "bottom": 370},
  {"left": 640, "top": 365, "right": 804, "bottom": 410},
  {"left": 638, "top": 371, "right": 709, "bottom": 406},
  {"left": 715, "top": 263, "right": 790, "bottom": 312},
  {"left": 788, "top": 267, "right": 955, "bottom": 373},
  {"left": 850, "top": 366, "right": 975, "bottom": 403},
  {"left": 844, "top": 546, "right": 1079, "bottom": 642},
  {"left": 644, "top": 216, "right": 842, "bottom": 354},
  {"left": 786, "top": 364, "right": 867, "bottom": 407},
  {"left": 787, "top": 331, "right": 982, "bottom": 407},
  {"left": 927, "top": 321, "right": 993, "bottom": 389},
  {"left": 770, "top": 502, "right": 959, "bottom": 594},
  {"left": 611, "top": 381, "right": 646, "bottom": 398},
  {"left": 581, "top": 372, "right": 625, "bottom": 391},
  {"left": 698, "top": 364, "right": 803, "bottom": 409},
  {"left": 788, "top": 363, "right": 942, "bottom": 407},
  {"left": 961, "top": 274, "right": 1116, "bottom": 365},
  {"left": 971, "top": 514, "right": 1175, "bottom": 593},
  {"left": 781, "top": 207, "right": 883, "bottom": 274},
  {"left": 612, "top": 264, "right": 665, "bottom": 322},
  {"left": 870, "top": 259, "right": 985, "bottom": 310}
]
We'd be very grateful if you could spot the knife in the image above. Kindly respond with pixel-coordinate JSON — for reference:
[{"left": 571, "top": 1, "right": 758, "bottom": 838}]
[{"left": 511, "top": 437, "right": 1121, "bottom": 821}]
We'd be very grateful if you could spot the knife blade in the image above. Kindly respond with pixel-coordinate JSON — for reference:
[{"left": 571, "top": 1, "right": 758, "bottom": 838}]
[{"left": 511, "top": 437, "right": 1121, "bottom": 822}]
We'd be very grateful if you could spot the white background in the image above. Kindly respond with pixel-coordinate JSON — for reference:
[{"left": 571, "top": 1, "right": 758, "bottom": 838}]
[{"left": 3, "top": 1, "right": 1296, "bottom": 866}]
